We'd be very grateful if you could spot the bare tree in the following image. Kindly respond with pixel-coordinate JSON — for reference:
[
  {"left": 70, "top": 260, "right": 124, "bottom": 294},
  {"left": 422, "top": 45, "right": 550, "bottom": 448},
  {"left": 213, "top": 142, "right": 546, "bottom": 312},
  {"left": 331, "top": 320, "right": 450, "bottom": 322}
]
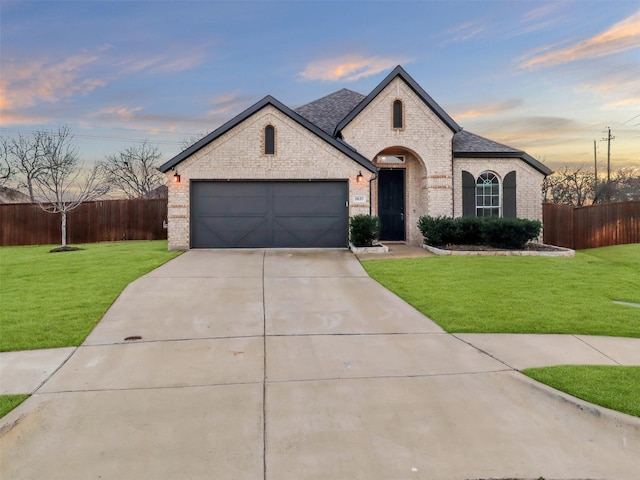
[
  {"left": 544, "top": 165, "right": 640, "bottom": 206},
  {"left": 32, "top": 126, "right": 110, "bottom": 249},
  {"left": 101, "top": 141, "right": 165, "bottom": 198},
  {"left": 543, "top": 165, "right": 594, "bottom": 206},
  {"left": 180, "top": 131, "right": 209, "bottom": 150},
  {"left": 0, "top": 138, "right": 13, "bottom": 187},
  {"left": 610, "top": 167, "right": 640, "bottom": 202},
  {"left": 5, "top": 130, "right": 49, "bottom": 201}
]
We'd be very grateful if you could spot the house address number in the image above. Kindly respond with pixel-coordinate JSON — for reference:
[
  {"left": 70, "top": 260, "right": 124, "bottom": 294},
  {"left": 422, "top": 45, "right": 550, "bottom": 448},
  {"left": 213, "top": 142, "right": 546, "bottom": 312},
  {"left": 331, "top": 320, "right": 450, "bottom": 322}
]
[{"left": 353, "top": 195, "right": 366, "bottom": 203}]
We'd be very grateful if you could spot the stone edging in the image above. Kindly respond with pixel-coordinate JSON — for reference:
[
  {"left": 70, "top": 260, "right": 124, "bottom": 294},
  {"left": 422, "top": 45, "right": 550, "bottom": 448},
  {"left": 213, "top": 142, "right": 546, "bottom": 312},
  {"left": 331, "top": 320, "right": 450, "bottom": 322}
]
[
  {"left": 423, "top": 244, "right": 575, "bottom": 257},
  {"left": 349, "top": 243, "right": 389, "bottom": 254}
]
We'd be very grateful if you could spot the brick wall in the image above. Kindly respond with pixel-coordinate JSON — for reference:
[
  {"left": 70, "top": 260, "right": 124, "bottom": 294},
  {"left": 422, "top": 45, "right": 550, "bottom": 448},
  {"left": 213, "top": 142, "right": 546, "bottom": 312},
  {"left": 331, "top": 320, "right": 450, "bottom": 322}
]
[
  {"left": 340, "top": 77, "right": 454, "bottom": 244},
  {"left": 167, "top": 78, "right": 545, "bottom": 249},
  {"left": 452, "top": 158, "right": 545, "bottom": 221},
  {"left": 166, "top": 106, "right": 371, "bottom": 249}
]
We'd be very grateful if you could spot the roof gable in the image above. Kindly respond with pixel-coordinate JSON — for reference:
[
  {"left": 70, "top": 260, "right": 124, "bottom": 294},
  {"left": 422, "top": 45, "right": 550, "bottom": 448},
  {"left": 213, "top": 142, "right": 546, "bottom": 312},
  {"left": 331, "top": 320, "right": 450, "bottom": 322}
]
[
  {"left": 159, "top": 95, "right": 376, "bottom": 173},
  {"left": 335, "top": 65, "right": 461, "bottom": 135}
]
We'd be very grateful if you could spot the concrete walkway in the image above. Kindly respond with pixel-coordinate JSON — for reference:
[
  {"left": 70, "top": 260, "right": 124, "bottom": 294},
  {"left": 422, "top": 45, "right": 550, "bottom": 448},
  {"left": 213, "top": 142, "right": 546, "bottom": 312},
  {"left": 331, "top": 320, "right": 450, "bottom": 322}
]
[{"left": 1, "top": 249, "right": 639, "bottom": 479}]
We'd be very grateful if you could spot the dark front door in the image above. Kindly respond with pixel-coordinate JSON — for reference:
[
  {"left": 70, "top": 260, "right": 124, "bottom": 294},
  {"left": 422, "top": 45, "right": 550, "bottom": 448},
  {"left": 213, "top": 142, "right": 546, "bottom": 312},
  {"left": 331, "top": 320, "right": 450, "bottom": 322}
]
[{"left": 378, "top": 169, "right": 405, "bottom": 241}]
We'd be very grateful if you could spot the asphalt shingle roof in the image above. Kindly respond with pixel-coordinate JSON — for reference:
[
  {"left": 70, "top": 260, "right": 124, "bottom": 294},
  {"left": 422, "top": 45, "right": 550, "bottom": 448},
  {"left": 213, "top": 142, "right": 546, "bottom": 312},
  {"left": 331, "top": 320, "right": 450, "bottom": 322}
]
[
  {"left": 294, "top": 88, "right": 366, "bottom": 135},
  {"left": 453, "top": 130, "right": 552, "bottom": 175},
  {"left": 453, "top": 130, "right": 521, "bottom": 153}
]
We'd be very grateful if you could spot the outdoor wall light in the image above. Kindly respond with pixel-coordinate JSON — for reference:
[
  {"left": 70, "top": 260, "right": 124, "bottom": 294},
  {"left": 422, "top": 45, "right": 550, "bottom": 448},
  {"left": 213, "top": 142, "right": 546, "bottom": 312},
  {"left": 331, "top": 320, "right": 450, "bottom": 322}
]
[
  {"left": 356, "top": 171, "right": 363, "bottom": 183},
  {"left": 173, "top": 170, "right": 181, "bottom": 183}
]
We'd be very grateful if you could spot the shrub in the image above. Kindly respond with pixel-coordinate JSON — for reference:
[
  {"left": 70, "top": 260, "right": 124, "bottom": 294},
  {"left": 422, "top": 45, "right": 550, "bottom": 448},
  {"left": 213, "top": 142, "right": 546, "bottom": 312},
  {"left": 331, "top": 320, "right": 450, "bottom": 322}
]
[
  {"left": 481, "top": 217, "right": 542, "bottom": 249},
  {"left": 455, "top": 217, "right": 485, "bottom": 245},
  {"left": 350, "top": 215, "right": 380, "bottom": 247},
  {"left": 417, "top": 216, "right": 457, "bottom": 246},
  {"left": 418, "top": 215, "right": 542, "bottom": 249}
]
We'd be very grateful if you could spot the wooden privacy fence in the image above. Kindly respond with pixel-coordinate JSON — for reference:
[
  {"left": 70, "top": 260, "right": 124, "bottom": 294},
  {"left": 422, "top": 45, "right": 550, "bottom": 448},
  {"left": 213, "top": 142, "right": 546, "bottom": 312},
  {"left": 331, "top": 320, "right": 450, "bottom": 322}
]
[
  {"left": 0, "top": 199, "right": 168, "bottom": 246},
  {"left": 543, "top": 201, "right": 640, "bottom": 250}
]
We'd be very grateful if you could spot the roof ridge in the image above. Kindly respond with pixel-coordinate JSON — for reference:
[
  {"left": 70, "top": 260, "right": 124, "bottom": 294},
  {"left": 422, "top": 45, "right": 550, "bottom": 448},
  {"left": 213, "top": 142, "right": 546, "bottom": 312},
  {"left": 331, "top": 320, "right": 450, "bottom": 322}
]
[{"left": 335, "top": 65, "right": 461, "bottom": 134}]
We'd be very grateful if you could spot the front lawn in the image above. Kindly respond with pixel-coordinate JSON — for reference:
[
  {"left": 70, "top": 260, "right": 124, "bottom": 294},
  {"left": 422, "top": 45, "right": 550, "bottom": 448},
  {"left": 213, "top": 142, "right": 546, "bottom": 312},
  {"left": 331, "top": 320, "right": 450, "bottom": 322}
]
[
  {"left": 523, "top": 366, "right": 640, "bottom": 418},
  {"left": 362, "top": 244, "right": 640, "bottom": 337},
  {"left": 362, "top": 244, "right": 640, "bottom": 418},
  {"left": 0, "top": 241, "right": 181, "bottom": 352}
]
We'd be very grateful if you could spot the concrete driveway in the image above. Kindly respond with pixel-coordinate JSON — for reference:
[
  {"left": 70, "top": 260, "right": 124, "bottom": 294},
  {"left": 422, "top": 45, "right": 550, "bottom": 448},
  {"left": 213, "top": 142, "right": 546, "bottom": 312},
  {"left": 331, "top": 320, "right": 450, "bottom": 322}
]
[{"left": 1, "top": 249, "right": 639, "bottom": 479}]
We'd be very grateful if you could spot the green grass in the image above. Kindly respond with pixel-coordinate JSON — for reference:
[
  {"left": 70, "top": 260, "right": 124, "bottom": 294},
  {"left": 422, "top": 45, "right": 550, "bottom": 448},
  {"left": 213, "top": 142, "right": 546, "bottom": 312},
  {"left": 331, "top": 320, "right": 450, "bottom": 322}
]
[
  {"left": 523, "top": 366, "right": 640, "bottom": 418},
  {"left": 362, "top": 244, "right": 640, "bottom": 337},
  {"left": 0, "top": 241, "right": 181, "bottom": 352},
  {"left": 363, "top": 244, "right": 640, "bottom": 418},
  {"left": 0, "top": 395, "right": 29, "bottom": 418}
]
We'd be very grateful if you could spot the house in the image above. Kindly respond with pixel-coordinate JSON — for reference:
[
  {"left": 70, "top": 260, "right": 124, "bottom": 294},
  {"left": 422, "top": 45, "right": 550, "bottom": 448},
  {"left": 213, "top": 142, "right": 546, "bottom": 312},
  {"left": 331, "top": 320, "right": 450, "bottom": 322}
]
[{"left": 159, "top": 65, "right": 552, "bottom": 250}]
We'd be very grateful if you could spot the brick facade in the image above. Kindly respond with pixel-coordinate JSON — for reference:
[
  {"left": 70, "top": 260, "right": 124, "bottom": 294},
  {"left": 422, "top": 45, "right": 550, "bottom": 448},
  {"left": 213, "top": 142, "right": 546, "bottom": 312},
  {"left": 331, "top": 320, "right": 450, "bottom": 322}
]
[
  {"left": 452, "top": 158, "right": 545, "bottom": 221},
  {"left": 163, "top": 67, "right": 548, "bottom": 249},
  {"left": 166, "top": 106, "right": 371, "bottom": 250},
  {"left": 341, "top": 78, "right": 454, "bottom": 244}
]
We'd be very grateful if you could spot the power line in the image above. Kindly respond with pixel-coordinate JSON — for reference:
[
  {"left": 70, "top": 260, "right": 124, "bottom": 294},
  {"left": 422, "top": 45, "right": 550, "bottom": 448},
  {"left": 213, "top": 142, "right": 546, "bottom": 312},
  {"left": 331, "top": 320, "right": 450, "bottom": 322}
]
[{"left": 621, "top": 114, "right": 640, "bottom": 125}]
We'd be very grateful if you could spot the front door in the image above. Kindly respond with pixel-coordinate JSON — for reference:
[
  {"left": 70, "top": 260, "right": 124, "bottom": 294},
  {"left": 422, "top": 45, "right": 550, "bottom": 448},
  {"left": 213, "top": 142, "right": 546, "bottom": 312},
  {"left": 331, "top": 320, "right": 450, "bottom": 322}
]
[{"left": 378, "top": 169, "right": 405, "bottom": 241}]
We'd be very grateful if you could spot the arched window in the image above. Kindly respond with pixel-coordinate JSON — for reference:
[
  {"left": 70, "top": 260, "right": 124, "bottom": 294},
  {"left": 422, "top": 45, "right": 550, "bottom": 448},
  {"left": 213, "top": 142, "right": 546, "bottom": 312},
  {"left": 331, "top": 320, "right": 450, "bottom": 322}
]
[
  {"left": 264, "top": 125, "right": 275, "bottom": 155},
  {"left": 476, "top": 172, "right": 500, "bottom": 217},
  {"left": 392, "top": 100, "right": 403, "bottom": 129}
]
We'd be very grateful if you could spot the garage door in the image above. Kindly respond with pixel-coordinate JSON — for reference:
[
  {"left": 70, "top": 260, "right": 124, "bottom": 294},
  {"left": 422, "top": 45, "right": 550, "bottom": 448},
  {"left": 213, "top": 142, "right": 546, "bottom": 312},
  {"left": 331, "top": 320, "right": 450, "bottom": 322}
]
[{"left": 191, "top": 181, "right": 349, "bottom": 248}]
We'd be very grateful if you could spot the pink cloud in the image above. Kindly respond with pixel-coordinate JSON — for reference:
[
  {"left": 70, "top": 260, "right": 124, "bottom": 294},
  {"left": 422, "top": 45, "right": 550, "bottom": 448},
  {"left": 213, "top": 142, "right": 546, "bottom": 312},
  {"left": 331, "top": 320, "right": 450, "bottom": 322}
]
[
  {"left": 1, "top": 54, "right": 104, "bottom": 110},
  {"left": 455, "top": 99, "right": 523, "bottom": 119},
  {"left": 298, "top": 55, "right": 410, "bottom": 82},
  {"left": 520, "top": 10, "right": 640, "bottom": 69}
]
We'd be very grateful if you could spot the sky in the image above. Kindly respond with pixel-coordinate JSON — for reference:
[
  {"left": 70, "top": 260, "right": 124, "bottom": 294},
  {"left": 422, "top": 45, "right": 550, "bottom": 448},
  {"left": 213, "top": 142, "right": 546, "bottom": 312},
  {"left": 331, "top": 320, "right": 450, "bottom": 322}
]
[{"left": 1, "top": 0, "right": 639, "bottom": 172}]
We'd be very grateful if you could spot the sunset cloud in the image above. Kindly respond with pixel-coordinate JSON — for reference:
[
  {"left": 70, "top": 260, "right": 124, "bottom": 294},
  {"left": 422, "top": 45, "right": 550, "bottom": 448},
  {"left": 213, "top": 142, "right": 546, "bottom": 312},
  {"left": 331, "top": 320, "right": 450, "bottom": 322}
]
[
  {"left": 298, "top": 55, "right": 409, "bottom": 82},
  {"left": 455, "top": 99, "right": 523, "bottom": 119},
  {"left": 520, "top": 10, "right": 640, "bottom": 68},
  {"left": 1, "top": 54, "right": 104, "bottom": 110},
  {"left": 514, "top": 4, "right": 567, "bottom": 35},
  {"left": 89, "top": 105, "right": 144, "bottom": 121},
  {"left": 0, "top": 53, "right": 106, "bottom": 125},
  {"left": 118, "top": 49, "right": 206, "bottom": 74},
  {"left": 207, "top": 92, "right": 253, "bottom": 116},
  {"left": 442, "top": 20, "right": 486, "bottom": 43},
  {"left": 602, "top": 97, "right": 640, "bottom": 109},
  {"left": 0, "top": 110, "right": 51, "bottom": 126}
]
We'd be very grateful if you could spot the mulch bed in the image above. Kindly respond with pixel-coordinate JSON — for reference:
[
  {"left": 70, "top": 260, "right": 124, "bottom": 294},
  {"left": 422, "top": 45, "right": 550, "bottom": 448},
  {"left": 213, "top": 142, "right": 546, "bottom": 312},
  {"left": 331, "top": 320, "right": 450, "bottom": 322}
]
[{"left": 49, "top": 246, "right": 84, "bottom": 253}]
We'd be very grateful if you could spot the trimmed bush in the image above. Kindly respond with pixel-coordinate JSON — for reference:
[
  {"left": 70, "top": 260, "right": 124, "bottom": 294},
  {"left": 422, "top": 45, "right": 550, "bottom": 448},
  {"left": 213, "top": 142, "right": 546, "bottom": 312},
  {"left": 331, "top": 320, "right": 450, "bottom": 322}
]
[
  {"left": 418, "top": 215, "right": 542, "bottom": 249},
  {"left": 350, "top": 215, "right": 380, "bottom": 247},
  {"left": 455, "top": 217, "right": 485, "bottom": 245},
  {"left": 417, "top": 216, "right": 457, "bottom": 246},
  {"left": 481, "top": 217, "right": 543, "bottom": 249}
]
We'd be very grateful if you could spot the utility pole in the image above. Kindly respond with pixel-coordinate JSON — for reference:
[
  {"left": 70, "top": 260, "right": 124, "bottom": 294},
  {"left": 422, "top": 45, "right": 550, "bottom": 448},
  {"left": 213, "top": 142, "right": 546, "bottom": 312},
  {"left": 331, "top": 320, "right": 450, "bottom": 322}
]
[
  {"left": 602, "top": 127, "right": 615, "bottom": 182},
  {"left": 593, "top": 139, "right": 597, "bottom": 191}
]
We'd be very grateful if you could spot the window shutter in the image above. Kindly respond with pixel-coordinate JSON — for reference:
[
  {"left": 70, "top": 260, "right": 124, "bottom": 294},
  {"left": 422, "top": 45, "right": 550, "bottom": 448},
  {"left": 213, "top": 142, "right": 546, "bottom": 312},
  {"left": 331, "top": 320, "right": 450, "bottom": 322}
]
[
  {"left": 503, "top": 171, "right": 516, "bottom": 218},
  {"left": 462, "top": 171, "right": 475, "bottom": 217}
]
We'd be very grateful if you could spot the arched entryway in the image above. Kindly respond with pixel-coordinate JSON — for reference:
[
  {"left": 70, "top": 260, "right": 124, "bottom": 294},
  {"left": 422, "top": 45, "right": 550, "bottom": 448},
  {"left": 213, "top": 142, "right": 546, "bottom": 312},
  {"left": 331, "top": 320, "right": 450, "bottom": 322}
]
[{"left": 372, "top": 147, "right": 427, "bottom": 245}]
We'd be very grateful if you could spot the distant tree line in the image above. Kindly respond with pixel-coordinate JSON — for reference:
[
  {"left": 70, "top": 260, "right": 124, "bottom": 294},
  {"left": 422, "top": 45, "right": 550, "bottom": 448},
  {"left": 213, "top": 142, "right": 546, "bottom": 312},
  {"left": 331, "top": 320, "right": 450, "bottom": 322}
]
[{"left": 543, "top": 165, "right": 640, "bottom": 206}]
